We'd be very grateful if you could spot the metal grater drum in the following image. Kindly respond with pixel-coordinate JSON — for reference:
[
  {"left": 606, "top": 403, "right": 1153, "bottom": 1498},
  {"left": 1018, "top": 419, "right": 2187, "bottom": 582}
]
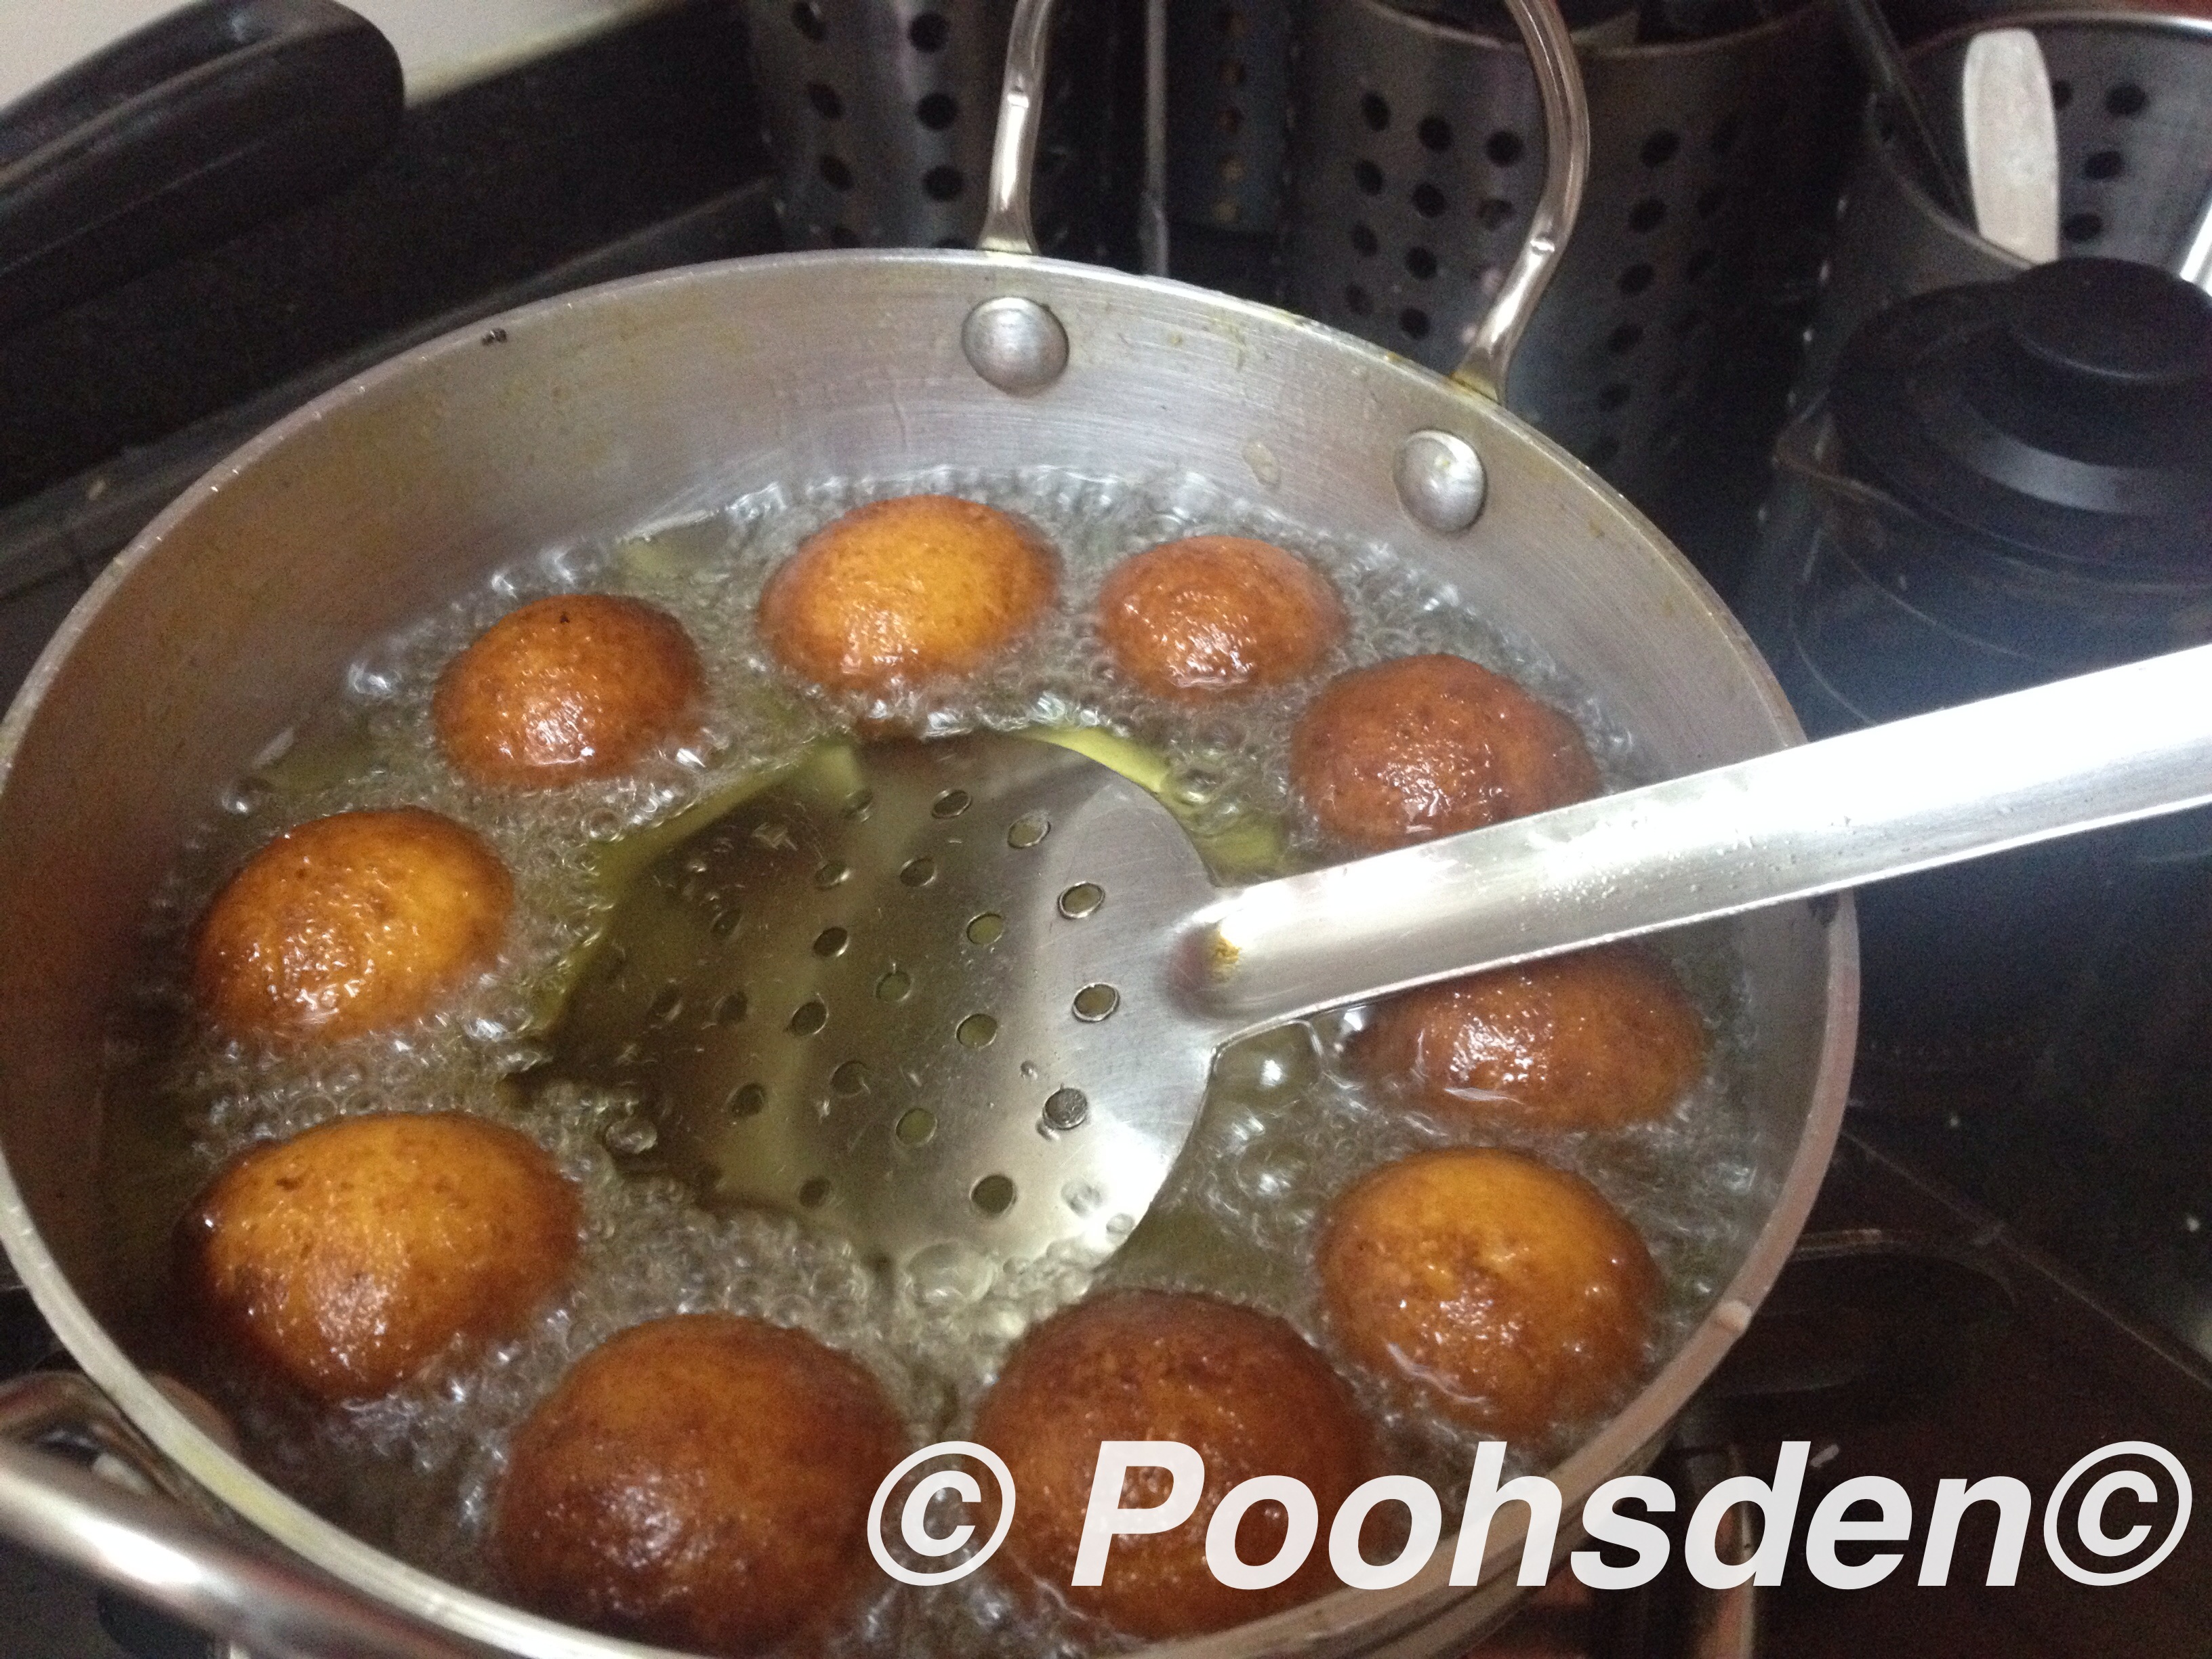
[
  {"left": 1801, "top": 11, "right": 2212, "bottom": 392},
  {"left": 1282, "top": 0, "right": 1850, "bottom": 508},
  {"left": 741, "top": 0, "right": 1137, "bottom": 253}
]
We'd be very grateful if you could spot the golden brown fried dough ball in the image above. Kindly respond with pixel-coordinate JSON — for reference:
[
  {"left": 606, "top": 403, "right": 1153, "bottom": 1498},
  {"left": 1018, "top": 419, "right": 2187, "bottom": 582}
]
[
  {"left": 178, "top": 1113, "right": 579, "bottom": 1402},
  {"left": 1355, "top": 947, "right": 1708, "bottom": 1132},
  {"left": 433, "top": 594, "right": 705, "bottom": 787},
  {"left": 1098, "top": 535, "right": 1345, "bottom": 699},
  {"left": 974, "top": 1289, "right": 1374, "bottom": 1639},
  {"left": 1290, "top": 654, "right": 1600, "bottom": 851},
  {"left": 758, "top": 494, "right": 1057, "bottom": 694},
  {"left": 493, "top": 1315, "right": 907, "bottom": 1656},
  {"left": 1317, "top": 1149, "right": 1657, "bottom": 1443},
  {"left": 191, "top": 808, "right": 512, "bottom": 1042}
]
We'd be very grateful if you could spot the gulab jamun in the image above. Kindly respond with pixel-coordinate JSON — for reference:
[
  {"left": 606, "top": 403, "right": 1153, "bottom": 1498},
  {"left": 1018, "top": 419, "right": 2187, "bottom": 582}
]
[
  {"left": 1355, "top": 947, "right": 1708, "bottom": 1131},
  {"left": 178, "top": 1112, "right": 579, "bottom": 1401},
  {"left": 758, "top": 494, "right": 1057, "bottom": 695},
  {"left": 1290, "top": 654, "right": 1599, "bottom": 851},
  {"left": 190, "top": 808, "right": 512, "bottom": 1042},
  {"left": 1098, "top": 535, "right": 1345, "bottom": 699},
  {"left": 493, "top": 1314, "right": 907, "bottom": 1656},
  {"left": 433, "top": 594, "right": 705, "bottom": 788},
  {"left": 1317, "top": 1149, "right": 1657, "bottom": 1443},
  {"left": 973, "top": 1289, "right": 1374, "bottom": 1639}
]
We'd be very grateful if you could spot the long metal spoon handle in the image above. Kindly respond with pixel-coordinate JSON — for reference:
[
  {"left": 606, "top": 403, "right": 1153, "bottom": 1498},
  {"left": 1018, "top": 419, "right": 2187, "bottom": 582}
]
[{"left": 1191, "top": 642, "right": 2212, "bottom": 1032}]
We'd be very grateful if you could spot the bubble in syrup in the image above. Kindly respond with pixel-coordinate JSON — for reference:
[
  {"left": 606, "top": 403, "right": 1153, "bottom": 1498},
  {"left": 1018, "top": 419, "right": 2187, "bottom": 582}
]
[
  {"left": 220, "top": 777, "right": 273, "bottom": 817},
  {"left": 602, "top": 1113, "right": 659, "bottom": 1155},
  {"left": 907, "top": 1240, "right": 996, "bottom": 1306}
]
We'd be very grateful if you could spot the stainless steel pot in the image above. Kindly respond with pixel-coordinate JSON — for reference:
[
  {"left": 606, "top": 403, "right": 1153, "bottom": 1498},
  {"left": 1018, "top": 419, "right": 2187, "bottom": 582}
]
[{"left": 0, "top": 0, "right": 1855, "bottom": 1652}]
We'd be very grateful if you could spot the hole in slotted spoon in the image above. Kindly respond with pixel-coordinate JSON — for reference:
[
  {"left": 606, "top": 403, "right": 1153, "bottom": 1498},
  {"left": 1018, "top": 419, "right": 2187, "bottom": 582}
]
[
  {"left": 813, "top": 926, "right": 850, "bottom": 957},
  {"left": 1042, "top": 1087, "right": 1088, "bottom": 1130},
  {"left": 729, "top": 1083, "right": 766, "bottom": 1118},
  {"left": 932, "top": 789, "right": 972, "bottom": 818},
  {"left": 831, "top": 1060, "right": 870, "bottom": 1094},
  {"left": 956, "top": 1013, "right": 998, "bottom": 1048},
  {"left": 1008, "top": 814, "right": 1049, "bottom": 848},
  {"left": 896, "top": 1107, "right": 937, "bottom": 1145},
  {"left": 711, "top": 991, "right": 748, "bottom": 1025},
  {"left": 790, "top": 999, "right": 828, "bottom": 1036},
  {"left": 971, "top": 1174, "right": 1016, "bottom": 1216},
  {"left": 814, "top": 861, "right": 850, "bottom": 889},
  {"left": 1072, "top": 984, "right": 1120, "bottom": 1022},
  {"left": 901, "top": 857, "right": 937, "bottom": 887},
  {"left": 876, "top": 969, "right": 912, "bottom": 1002},
  {"left": 1059, "top": 882, "right": 1103, "bottom": 918},
  {"left": 966, "top": 912, "right": 1005, "bottom": 945},
  {"left": 799, "top": 1176, "right": 832, "bottom": 1207}
]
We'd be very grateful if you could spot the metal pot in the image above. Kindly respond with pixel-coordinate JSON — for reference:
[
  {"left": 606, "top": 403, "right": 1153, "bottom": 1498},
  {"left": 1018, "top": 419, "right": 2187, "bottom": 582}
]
[{"left": 0, "top": 0, "right": 1855, "bottom": 1652}]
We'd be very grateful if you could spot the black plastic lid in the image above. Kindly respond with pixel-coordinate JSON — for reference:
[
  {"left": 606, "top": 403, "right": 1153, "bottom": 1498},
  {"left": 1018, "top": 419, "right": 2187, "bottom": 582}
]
[{"left": 1830, "top": 257, "right": 2212, "bottom": 576}]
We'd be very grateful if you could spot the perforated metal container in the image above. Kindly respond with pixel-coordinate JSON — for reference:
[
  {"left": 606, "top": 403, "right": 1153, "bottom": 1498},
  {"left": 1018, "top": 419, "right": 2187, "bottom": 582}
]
[
  {"left": 1166, "top": 0, "right": 1294, "bottom": 234},
  {"left": 743, "top": 0, "right": 1139, "bottom": 255},
  {"left": 1282, "top": 0, "right": 1851, "bottom": 508},
  {"left": 1801, "top": 10, "right": 2212, "bottom": 391}
]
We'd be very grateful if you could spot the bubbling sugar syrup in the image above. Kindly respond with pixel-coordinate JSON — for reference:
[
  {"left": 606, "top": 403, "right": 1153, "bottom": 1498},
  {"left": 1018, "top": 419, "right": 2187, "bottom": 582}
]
[{"left": 96, "top": 465, "right": 1767, "bottom": 1657}]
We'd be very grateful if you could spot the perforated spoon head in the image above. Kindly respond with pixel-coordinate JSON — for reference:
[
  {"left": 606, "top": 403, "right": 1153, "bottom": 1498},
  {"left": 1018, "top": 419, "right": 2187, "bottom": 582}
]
[{"left": 548, "top": 733, "right": 1221, "bottom": 1273}]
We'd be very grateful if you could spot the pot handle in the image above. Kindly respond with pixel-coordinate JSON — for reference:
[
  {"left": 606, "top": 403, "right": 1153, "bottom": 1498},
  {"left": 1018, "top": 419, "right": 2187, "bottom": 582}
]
[
  {"left": 976, "top": 0, "right": 1589, "bottom": 402},
  {"left": 0, "top": 1371, "right": 491, "bottom": 1659}
]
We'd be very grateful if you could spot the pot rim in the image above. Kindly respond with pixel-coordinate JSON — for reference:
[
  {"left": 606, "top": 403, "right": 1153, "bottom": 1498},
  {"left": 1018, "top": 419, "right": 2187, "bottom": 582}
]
[{"left": 0, "top": 245, "right": 1859, "bottom": 1658}]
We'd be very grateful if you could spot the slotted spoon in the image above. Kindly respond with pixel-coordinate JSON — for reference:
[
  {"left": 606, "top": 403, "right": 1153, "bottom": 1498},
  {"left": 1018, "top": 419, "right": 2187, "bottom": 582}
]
[{"left": 552, "top": 641, "right": 2212, "bottom": 1273}]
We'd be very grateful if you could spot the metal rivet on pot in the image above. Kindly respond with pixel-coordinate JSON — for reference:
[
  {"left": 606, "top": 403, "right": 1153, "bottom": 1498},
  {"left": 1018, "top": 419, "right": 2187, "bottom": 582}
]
[
  {"left": 963, "top": 296, "right": 1069, "bottom": 394},
  {"left": 1394, "top": 429, "right": 1487, "bottom": 534}
]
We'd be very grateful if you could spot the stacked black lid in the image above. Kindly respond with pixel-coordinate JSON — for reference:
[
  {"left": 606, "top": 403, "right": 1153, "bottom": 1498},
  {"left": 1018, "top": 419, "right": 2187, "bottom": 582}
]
[{"left": 1832, "top": 256, "right": 2212, "bottom": 577}]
